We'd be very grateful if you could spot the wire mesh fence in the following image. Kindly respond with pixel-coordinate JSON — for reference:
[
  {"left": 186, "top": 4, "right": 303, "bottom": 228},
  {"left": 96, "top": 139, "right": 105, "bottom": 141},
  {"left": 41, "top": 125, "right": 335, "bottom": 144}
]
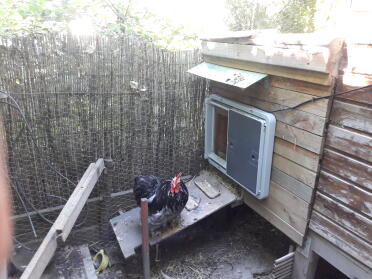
[{"left": 0, "top": 33, "right": 207, "bottom": 245}]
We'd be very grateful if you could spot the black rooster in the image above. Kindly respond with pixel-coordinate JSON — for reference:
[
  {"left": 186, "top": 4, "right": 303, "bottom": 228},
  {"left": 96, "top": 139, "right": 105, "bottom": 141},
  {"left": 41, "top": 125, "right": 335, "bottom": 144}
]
[{"left": 133, "top": 173, "right": 189, "bottom": 230}]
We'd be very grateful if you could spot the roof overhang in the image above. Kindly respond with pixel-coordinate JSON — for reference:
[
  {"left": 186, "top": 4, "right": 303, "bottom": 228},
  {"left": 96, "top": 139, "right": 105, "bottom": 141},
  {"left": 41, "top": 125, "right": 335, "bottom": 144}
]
[{"left": 187, "top": 62, "right": 267, "bottom": 89}]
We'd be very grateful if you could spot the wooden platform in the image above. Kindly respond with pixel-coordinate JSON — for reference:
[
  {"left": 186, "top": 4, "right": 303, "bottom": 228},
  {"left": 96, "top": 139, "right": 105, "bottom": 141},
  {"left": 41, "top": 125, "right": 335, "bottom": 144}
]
[{"left": 110, "top": 171, "right": 237, "bottom": 259}]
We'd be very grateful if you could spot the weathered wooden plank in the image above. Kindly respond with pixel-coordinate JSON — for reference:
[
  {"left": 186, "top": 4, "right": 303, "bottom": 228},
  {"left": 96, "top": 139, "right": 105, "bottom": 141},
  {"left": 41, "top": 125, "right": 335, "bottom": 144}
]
[
  {"left": 318, "top": 171, "right": 372, "bottom": 216},
  {"left": 330, "top": 100, "right": 372, "bottom": 134},
  {"left": 20, "top": 230, "right": 58, "bottom": 279},
  {"left": 201, "top": 41, "right": 331, "bottom": 73},
  {"left": 20, "top": 159, "right": 105, "bottom": 279},
  {"left": 212, "top": 84, "right": 326, "bottom": 135},
  {"left": 54, "top": 159, "right": 105, "bottom": 241},
  {"left": 314, "top": 193, "right": 372, "bottom": 243},
  {"left": 310, "top": 211, "right": 372, "bottom": 268},
  {"left": 269, "top": 76, "right": 332, "bottom": 97},
  {"left": 337, "top": 73, "right": 372, "bottom": 105},
  {"left": 202, "top": 32, "right": 344, "bottom": 51},
  {"left": 322, "top": 148, "right": 372, "bottom": 190},
  {"left": 213, "top": 81, "right": 329, "bottom": 117},
  {"left": 246, "top": 181, "right": 309, "bottom": 234},
  {"left": 276, "top": 121, "right": 323, "bottom": 154},
  {"left": 271, "top": 167, "right": 313, "bottom": 203},
  {"left": 274, "top": 138, "right": 319, "bottom": 172},
  {"left": 326, "top": 125, "right": 372, "bottom": 162},
  {"left": 243, "top": 191, "right": 304, "bottom": 245},
  {"left": 273, "top": 154, "right": 317, "bottom": 188},
  {"left": 306, "top": 231, "right": 372, "bottom": 279},
  {"left": 204, "top": 55, "right": 332, "bottom": 85}
]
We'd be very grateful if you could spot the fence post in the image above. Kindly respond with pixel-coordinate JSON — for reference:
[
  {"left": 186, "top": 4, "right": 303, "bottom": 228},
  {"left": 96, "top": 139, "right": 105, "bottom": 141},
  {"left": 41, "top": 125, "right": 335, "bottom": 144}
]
[{"left": 101, "top": 159, "right": 114, "bottom": 242}]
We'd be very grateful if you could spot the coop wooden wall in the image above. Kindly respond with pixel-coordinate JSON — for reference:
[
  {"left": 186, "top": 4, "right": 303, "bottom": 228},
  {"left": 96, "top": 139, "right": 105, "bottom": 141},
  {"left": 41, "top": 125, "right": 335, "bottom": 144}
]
[
  {"left": 309, "top": 40, "right": 372, "bottom": 268},
  {"left": 201, "top": 34, "right": 345, "bottom": 245},
  {"left": 209, "top": 74, "right": 333, "bottom": 245}
]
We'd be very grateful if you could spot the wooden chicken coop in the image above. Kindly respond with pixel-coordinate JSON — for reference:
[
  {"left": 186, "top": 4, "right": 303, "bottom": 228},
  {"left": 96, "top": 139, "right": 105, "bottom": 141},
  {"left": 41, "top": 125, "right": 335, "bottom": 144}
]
[
  {"left": 190, "top": 31, "right": 344, "bottom": 246},
  {"left": 189, "top": 30, "right": 371, "bottom": 278}
]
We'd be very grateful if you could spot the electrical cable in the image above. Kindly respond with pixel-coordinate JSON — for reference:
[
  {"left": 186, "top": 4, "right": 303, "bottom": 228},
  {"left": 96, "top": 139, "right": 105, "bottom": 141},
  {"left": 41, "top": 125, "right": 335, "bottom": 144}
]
[
  {"left": 0, "top": 90, "right": 76, "bottom": 186},
  {"left": 0, "top": 90, "right": 90, "bottom": 228},
  {"left": 270, "top": 84, "right": 372, "bottom": 113},
  {"left": 10, "top": 182, "right": 37, "bottom": 238},
  {"left": 13, "top": 237, "right": 34, "bottom": 252}
]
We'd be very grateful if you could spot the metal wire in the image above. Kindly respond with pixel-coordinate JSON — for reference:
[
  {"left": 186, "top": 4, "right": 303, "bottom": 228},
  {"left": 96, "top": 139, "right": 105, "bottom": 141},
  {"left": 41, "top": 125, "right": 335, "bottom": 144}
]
[{"left": 0, "top": 33, "right": 206, "bottom": 245}]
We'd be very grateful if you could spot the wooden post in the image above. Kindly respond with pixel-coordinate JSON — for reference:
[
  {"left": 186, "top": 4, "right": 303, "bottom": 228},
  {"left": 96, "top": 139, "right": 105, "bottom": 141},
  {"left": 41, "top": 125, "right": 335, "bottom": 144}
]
[
  {"left": 140, "top": 198, "right": 150, "bottom": 279},
  {"left": 101, "top": 159, "right": 113, "bottom": 242}
]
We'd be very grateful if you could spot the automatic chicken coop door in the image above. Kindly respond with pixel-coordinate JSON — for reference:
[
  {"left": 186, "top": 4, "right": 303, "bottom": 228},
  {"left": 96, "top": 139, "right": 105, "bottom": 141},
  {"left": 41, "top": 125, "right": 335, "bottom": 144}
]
[{"left": 205, "top": 94, "right": 276, "bottom": 199}]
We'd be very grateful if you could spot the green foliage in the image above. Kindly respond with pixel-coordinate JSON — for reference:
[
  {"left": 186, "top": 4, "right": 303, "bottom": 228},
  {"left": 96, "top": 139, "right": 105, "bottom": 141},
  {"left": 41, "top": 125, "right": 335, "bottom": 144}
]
[
  {"left": 225, "top": 0, "right": 317, "bottom": 33},
  {"left": 225, "top": 0, "right": 276, "bottom": 31},
  {"left": 0, "top": 0, "right": 198, "bottom": 49},
  {"left": 276, "top": 0, "right": 317, "bottom": 33}
]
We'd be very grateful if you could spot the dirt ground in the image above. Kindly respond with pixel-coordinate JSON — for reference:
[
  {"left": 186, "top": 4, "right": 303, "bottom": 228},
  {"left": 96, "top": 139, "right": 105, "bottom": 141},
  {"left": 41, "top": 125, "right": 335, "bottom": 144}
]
[
  {"left": 10, "top": 204, "right": 292, "bottom": 279},
  {"left": 100, "top": 205, "right": 292, "bottom": 279}
]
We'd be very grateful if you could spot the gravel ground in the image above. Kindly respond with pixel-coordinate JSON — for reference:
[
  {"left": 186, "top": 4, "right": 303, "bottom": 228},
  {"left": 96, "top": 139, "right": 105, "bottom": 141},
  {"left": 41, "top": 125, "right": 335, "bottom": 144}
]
[
  {"left": 10, "top": 204, "right": 292, "bottom": 279},
  {"left": 100, "top": 204, "right": 292, "bottom": 279}
]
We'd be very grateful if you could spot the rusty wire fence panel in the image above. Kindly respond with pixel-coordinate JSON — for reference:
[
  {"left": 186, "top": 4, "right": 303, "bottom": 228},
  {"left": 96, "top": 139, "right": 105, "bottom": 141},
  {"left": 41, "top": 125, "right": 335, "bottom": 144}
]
[{"left": 0, "top": 33, "right": 206, "bottom": 245}]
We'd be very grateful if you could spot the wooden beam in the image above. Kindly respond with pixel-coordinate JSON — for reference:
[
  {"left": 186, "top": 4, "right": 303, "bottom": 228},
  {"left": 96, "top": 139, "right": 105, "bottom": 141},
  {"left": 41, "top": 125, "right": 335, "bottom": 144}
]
[
  {"left": 54, "top": 158, "right": 105, "bottom": 241},
  {"left": 211, "top": 80, "right": 329, "bottom": 117},
  {"left": 20, "top": 230, "right": 58, "bottom": 279},
  {"left": 204, "top": 55, "right": 332, "bottom": 85},
  {"left": 201, "top": 41, "right": 331, "bottom": 73},
  {"left": 310, "top": 211, "right": 372, "bottom": 268},
  {"left": 20, "top": 159, "right": 105, "bottom": 279},
  {"left": 269, "top": 76, "right": 332, "bottom": 97},
  {"left": 201, "top": 32, "right": 343, "bottom": 49},
  {"left": 308, "top": 231, "right": 372, "bottom": 279}
]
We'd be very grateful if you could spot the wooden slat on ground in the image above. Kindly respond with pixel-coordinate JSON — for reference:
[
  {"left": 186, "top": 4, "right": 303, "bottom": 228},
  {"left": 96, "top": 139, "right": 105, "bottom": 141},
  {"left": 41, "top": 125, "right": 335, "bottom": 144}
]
[
  {"left": 55, "top": 245, "right": 97, "bottom": 279},
  {"left": 20, "top": 159, "right": 104, "bottom": 279}
]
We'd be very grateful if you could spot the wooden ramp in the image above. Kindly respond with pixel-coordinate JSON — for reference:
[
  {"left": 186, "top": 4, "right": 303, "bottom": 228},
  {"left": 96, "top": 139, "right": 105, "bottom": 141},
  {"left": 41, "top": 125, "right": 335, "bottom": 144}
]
[{"left": 111, "top": 171, "right": 237, "bottom": 259}]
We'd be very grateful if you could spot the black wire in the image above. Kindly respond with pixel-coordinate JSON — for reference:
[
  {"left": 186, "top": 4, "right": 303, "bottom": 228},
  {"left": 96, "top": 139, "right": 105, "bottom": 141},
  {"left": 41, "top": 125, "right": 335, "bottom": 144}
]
[
  {"left": 10, "top": 182, "right": 37, "bottom": 237},
  {"left": 1, "top": 90, "right": 88, "bottom": 228},
  {"left": 0, "top": 90, "right": 76, "bottom": 186},
  {"left": 13, "top": 237, "right": 35, "bottom": 252},
  {"left": 270, "top": 84, "right": 372, "bottom": 113}
]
